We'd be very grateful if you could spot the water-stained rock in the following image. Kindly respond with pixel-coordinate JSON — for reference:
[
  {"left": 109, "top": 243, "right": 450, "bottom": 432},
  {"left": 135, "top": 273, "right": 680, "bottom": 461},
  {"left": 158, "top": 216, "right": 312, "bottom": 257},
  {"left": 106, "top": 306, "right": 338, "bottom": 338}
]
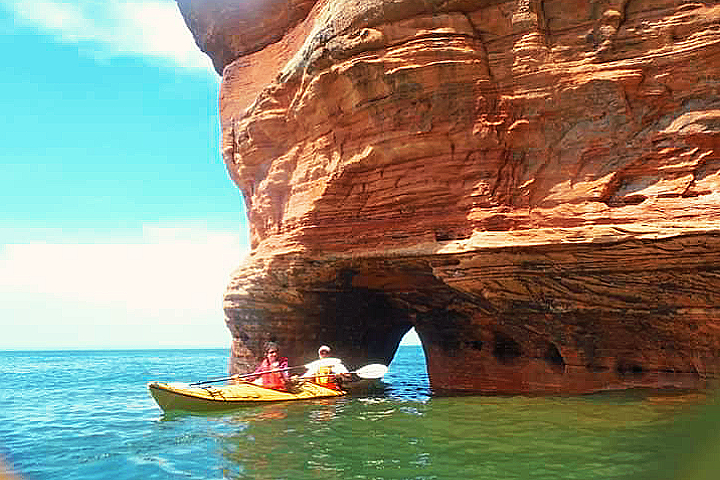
[{"left": 178, "top": 0, "right": 720, "bottom": 394}]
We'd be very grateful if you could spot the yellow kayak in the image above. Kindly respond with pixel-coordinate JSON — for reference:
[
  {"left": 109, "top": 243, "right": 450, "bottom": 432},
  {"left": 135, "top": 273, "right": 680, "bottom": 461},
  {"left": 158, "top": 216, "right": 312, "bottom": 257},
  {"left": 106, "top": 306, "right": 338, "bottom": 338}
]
[{"left": 148, "top": 380, "right": 345, "bottom": 413}]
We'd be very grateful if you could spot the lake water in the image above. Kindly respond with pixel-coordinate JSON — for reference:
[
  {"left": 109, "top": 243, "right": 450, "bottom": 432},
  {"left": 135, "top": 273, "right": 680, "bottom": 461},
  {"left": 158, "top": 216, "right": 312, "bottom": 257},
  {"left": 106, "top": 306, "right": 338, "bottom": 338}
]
[{"left": 1, "top": 346, "right": 719, "bottom": 480}]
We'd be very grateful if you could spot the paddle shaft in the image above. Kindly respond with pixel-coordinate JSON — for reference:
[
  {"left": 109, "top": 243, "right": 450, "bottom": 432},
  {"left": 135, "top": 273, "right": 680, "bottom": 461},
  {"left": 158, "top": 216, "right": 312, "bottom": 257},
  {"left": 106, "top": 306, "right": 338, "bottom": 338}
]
[
  {"left": 192, "top": 366, "right": 341, "bottom": 386},
  {"left": 190, "top": 363, "right": 387, "bottom": 386},
  {"left": 190, "top": 365, "right": 301, "bottom": 386}
]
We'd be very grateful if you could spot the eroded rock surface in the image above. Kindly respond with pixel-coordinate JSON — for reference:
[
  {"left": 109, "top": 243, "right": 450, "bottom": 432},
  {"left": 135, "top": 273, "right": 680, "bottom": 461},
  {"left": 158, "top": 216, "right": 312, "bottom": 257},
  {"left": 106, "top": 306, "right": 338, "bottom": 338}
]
[{"left": 178, "top": 0, "right": 720, "bottom": 394}]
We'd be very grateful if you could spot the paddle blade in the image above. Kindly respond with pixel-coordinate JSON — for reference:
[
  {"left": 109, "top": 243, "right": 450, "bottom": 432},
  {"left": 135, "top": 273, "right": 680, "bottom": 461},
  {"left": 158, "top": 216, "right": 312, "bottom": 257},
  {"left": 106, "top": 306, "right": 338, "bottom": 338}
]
[{"left": 355, "top": 364, "right": 388, "bottom": 379}]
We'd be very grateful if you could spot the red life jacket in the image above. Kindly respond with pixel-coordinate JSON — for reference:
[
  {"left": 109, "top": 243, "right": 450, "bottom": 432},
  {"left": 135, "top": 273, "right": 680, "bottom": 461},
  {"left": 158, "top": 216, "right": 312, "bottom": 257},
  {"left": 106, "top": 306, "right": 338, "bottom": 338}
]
[{"left": 256, "top": 357, "right": 289, "bottom": 391}]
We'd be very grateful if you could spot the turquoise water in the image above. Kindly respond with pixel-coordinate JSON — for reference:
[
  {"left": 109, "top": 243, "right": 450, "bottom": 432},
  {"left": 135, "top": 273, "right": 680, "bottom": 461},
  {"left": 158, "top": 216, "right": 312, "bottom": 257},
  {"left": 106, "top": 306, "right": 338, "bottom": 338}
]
[{"left": 1, "top": 346, "right": 718, "bottom": 480}]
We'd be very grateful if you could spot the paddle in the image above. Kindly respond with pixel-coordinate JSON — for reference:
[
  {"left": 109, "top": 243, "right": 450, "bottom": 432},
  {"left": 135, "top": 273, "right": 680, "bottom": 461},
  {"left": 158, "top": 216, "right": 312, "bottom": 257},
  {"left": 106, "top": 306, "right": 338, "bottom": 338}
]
[
  {"left": 353, "top": 363, "right": 388, "bottom": 379},
  {"left": 189, "top": 366, "right": 302, "bottom": 386},
  {"left": 189, "top": 362, "right": 387, "bottom": 386},
  {"left": 190, "top": 357, "right": 349, "bottom": 385},
  {"left": 303, "top": 363, "right": 388, "bottom": 380}
]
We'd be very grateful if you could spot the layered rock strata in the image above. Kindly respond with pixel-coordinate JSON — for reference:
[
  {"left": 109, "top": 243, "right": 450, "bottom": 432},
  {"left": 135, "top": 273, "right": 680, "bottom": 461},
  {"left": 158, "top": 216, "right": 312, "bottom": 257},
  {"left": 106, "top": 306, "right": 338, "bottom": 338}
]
[{"left": 178, "top": 0, "right": 720, "bottom": 394}]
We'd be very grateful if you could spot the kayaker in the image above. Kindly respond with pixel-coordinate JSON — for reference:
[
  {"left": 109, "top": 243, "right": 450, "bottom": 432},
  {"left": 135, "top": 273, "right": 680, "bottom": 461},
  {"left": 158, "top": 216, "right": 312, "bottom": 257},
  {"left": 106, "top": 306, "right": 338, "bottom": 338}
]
[
  {"left": 302, "top": 345, "right": 350, "bottom": 389},
  {"left": 250, "top": 341, "right": 290, "bottom": 391}
]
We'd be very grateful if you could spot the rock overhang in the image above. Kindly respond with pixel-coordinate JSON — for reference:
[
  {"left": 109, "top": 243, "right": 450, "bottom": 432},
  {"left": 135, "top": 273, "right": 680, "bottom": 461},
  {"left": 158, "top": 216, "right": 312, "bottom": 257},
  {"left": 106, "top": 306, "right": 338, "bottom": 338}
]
[{"left": 177, "top": 0, "right": 720, "bottom": 394}]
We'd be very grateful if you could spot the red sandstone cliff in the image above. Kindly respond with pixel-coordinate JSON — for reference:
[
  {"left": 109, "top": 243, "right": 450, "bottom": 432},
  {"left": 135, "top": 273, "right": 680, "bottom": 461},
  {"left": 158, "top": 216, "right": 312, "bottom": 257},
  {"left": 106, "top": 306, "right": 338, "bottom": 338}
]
[{"left": 177, "top": 0, "right": 720, "bottom": 394}]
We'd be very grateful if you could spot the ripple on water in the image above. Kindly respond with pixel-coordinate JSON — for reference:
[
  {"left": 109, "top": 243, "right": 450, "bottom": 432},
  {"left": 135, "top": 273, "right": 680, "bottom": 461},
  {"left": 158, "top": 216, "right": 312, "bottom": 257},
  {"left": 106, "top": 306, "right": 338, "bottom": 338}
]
[{"left": 2, "top": 349, "right": 718, "bottom": 480}]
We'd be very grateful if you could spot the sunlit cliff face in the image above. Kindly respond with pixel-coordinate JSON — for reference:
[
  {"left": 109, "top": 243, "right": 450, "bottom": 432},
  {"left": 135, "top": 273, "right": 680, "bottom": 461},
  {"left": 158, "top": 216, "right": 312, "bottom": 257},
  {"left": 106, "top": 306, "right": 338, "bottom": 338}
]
[{"left": 178, "top": 0, "right": 720, "bottom": 394}]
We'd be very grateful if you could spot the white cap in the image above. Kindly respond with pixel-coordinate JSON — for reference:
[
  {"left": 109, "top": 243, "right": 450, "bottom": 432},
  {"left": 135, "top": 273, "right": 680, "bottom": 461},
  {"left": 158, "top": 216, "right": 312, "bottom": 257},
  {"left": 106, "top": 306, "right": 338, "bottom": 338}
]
[{"left": 318, "top": 345, "right": 331, "bottom": 354}]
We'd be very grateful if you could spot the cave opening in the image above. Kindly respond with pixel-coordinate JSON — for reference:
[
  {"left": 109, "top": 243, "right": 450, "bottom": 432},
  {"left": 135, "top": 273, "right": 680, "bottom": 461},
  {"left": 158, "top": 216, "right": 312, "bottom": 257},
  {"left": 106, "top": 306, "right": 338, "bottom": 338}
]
[
  {"left": 385, "top": 326, "right": 431, "bottom": 398},
  {"left": 326, "top": 292, "right": 431, "bottom": 397},
  {"left": 545, "top": 343, "right": 566, "bottom": 373},
  {"left": 320, "top": 283, "right": 420, "bottom": 362},
  {"left": 326, "top": 264, "right": 442, "bottom": 380},
  {"left": 493, "top": 332, "right": 522, "bottom": 364}
]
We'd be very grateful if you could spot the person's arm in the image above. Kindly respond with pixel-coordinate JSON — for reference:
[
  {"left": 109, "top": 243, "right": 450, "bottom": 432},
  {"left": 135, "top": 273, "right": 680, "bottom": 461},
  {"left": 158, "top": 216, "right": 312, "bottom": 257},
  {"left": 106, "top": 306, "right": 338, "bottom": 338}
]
[{"left": 279, "top": 358, "right": 290, "bottom": 381}]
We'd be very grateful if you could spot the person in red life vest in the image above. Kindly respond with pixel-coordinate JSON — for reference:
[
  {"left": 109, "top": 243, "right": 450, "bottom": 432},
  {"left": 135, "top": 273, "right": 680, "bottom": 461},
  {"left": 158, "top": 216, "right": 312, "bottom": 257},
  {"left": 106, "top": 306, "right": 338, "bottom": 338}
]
[
  {"left": 302, "top": 345, "right": 350, "bottom": 390},
  {"left": 250, "top": 341, "right": 290, "bottom": 391}
]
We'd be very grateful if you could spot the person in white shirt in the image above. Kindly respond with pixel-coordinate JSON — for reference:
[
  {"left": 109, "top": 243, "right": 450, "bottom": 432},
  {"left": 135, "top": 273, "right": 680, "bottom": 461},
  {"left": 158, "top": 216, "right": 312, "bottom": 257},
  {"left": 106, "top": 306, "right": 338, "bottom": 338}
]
[{"left": 302, "top": 345, "right": 350, "bottom": 389}]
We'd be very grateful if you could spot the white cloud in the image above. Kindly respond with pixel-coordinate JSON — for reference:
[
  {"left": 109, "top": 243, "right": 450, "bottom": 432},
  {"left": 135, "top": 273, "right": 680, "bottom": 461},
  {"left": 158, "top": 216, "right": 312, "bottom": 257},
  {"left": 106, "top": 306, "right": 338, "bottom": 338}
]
[
  {"left": 3, "top": 0, "right": 216, "bottom": 73},
  {"left": 0, "top": 224, "right": 249, "bottom": 349}
]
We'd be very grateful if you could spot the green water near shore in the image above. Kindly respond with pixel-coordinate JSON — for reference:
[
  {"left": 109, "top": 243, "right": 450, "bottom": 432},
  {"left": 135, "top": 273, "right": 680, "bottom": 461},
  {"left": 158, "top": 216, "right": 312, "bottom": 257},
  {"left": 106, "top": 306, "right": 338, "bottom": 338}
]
[{"left": 203, "top": 391, "right": 718, "bottom": 480}]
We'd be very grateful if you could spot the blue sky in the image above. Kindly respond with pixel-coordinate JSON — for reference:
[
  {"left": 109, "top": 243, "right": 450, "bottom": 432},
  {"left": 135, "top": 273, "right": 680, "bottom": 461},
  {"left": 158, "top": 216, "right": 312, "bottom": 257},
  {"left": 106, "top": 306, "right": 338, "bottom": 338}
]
[
  {"left": 0, "top": 0, "right": 421, "bottom": 350},
  {"left": 0, "top": 0, "right": 249, "bottom": 349}
]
